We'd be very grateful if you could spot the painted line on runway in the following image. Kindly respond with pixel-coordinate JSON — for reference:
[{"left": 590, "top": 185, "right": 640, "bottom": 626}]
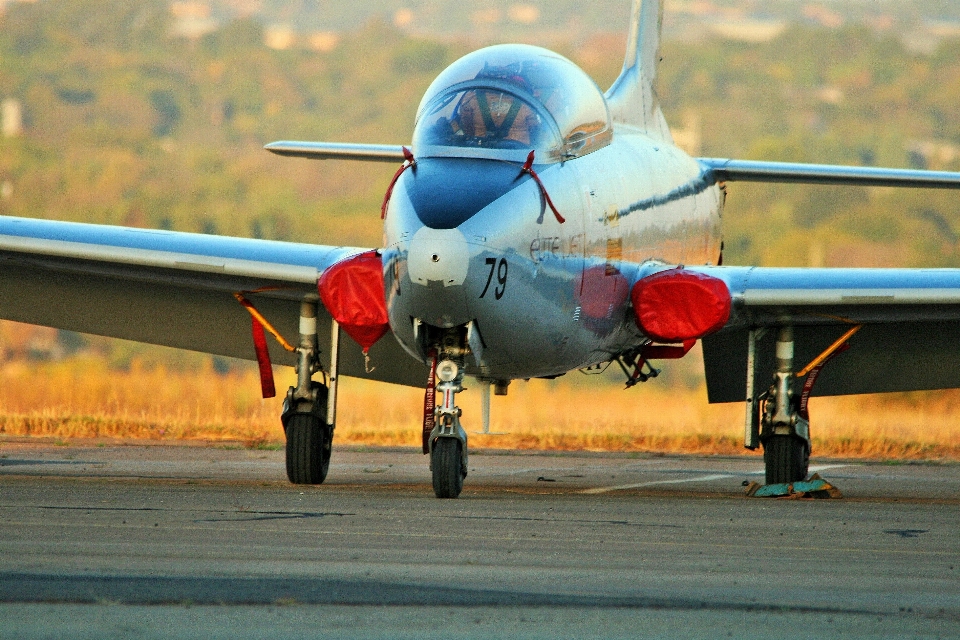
[
  {"left": 738, "top": 464, "right": 853, "bottom": 477},
  {"left": 581, "top": 466, "right": 852, "bottom": 494},
  {"left": 809, "top": 464, "right": 852, "bottom": 473},
  {"left": 581, "top": 474, "right": 733, "bottom": 494}
]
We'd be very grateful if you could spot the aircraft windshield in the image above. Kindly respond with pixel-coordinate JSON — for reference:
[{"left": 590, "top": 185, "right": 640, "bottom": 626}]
[
  {"left": 414, "top": 44, "right": 611, "bottom": 162},
  {"left": 417, "top": 86, "right": 558, "bottom": 152}
]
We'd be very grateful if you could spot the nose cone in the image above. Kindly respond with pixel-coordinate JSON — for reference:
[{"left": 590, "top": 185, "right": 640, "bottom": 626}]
[
  {"left": 404, "top": 226, "right": 473, "bottom": 329},
  {"left": 408, "top": 227, "right": 470, "bottom": 287}
]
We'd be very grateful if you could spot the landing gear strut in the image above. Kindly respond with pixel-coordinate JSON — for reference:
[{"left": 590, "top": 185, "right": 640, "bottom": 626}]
[
  {"left": 745, "top": 326, "right": 810, "bottom": 485},
  {"left": 761, "top": 326, "right": 810, "bottom": 484},
  {"left": 282, "top": 295, "right": 339, "bottom": 485},
  {"left": 424, "top": 331, "right": 469, "bottom": 499}
]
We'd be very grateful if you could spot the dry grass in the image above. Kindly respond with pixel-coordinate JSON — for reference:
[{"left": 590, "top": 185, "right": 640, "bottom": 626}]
[{"left": 1, "top": 356, "right": 959, "bottom": 461}]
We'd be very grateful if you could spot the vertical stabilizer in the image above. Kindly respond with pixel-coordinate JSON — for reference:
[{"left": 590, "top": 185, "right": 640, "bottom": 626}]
[{"left": 605, "top": 0, "right": 672, "bottom": 141}]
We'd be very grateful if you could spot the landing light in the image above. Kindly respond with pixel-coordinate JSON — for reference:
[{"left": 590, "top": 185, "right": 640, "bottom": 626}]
[{"left": 436, "top": 360, "right": 459, "bottom": 382}]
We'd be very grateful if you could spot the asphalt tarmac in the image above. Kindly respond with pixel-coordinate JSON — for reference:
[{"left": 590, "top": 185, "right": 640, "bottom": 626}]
[{"left": 1, "top": 439, "right": 958, "bottom": 639}]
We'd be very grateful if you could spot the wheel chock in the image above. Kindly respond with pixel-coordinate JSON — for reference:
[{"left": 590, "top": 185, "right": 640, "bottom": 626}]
[{"left": 745, "top": 473, "right": 842, "bottom": 499}]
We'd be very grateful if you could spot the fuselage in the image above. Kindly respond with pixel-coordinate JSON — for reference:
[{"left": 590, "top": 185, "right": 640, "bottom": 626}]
[
  {"left": 383, "top": 129, "right": 723, "bottom": 380},
  {"left": 381, "top": 45, "right": 723, "bottom": 381}
]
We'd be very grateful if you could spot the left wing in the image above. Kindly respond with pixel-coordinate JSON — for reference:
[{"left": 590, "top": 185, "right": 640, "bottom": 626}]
[
  {"left": 0, "top": 216, "right": 426, "bottom": 387},
  {"left": 671, "top": 159, "right": 960, "bottom": 401},
  {"left": 691, "top": 266, "right": 960, "bottom": 401}
]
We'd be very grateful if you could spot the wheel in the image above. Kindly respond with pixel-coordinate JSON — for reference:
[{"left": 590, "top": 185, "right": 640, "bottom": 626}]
[
  {"left": 431, "top": 438, "right": 464, "bottom": 499},
  {"left": 285, "top": 413, "right": 331, "bottom": 485},
  {"left": 763, "top": 434, "right": 809, "bottom": 484}
]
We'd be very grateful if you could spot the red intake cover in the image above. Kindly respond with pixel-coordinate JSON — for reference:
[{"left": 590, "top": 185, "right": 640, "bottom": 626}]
[
  {"left": 318, "top": 250, "right": 390, "bottom": 352},
  {"left": 631, "top": 269, "right": 731, "bottom": 343}
]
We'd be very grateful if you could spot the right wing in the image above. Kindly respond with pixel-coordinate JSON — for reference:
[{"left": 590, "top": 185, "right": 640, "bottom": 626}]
[
  {"left": 0, "top": 215, "right": 427, "bottom": 387},
  {"left": 264, "top": 141, "right": 406, "bottom": 162}
]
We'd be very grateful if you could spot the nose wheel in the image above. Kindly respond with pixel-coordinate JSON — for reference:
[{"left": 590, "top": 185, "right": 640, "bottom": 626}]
[
  {"left": 431, "top": 437, "right": 465, "bottom": 498},
  {"left": 424, "top": 350, "right": 469, "bottom": 499}
]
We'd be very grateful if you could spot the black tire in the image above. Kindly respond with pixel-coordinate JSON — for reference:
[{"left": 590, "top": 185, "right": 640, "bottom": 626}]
[
  {"left": 763, "top": 434, "right": 809, "bottom": 484},
  {"left": 285, "top": 413, "right": 331, "bottom": 485},
  {"left": 431, "top": 438, "right": 464, "bottom": 499}
]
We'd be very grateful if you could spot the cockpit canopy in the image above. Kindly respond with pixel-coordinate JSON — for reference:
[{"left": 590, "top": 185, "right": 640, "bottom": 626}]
[{"left": 413, "top": 44, "right": 612, "bottom": 163}]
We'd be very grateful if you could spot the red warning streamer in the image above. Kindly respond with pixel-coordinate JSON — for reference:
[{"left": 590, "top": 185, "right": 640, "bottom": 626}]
[
  {"left": 234, "top": 291, "right": 296, "bottom": 399},
  {"left": 521, "top": 150, "right": 565, "bottom": 224},
  {"left": 250, "top": 316, "right": 276, "bottom": 398},
  {"left": 381, "top": 146, "right": 416, "bottom": 220},
  {"left": 422, "top": 350, "right": 437, "bottom": 454}
]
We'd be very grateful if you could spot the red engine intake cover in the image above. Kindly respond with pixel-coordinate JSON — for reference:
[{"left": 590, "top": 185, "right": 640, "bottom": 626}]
[
  {"left": 318, "top": 250, "right": 390, "bottom": 352},
  {"left": 631, "top": 269, "right": 731, "bottom": 343}
]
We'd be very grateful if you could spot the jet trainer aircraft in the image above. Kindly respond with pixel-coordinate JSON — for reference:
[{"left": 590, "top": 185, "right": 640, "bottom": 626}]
[{"left": 3, "top": 0, "right": 960, "bottom": 498}]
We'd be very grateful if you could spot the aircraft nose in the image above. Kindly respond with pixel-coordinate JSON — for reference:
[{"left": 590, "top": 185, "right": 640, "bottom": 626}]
[
  {"left": 406, "top": 158, "right": 519, "bottom": 229},
  {"left": 407, "top": 226, "right": 470, "bottom": 287}
]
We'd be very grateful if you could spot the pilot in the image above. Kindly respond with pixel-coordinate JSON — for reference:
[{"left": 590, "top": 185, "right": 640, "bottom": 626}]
[{"left": 452, "top": 63, "right": 543, "bottom": 147}]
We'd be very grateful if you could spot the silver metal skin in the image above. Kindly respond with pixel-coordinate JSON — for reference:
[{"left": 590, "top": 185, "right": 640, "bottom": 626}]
[
  {"left": 479, "top": 379, "right": 491, "bottom": 435},
  {"left": 326, "top": 320, "right": 340, "bottom": 431},
  {"left": 381, "top": 45, "right": 722, "bottom": 380},
  {"left": 743, "top": 328, "right": 760, "bottom": 450},
  {"left": 264, "top": 141, "right": 407, "bottom": 163},
  {"left": 700, "top": 158, "right": 960, "bottom": 189}
]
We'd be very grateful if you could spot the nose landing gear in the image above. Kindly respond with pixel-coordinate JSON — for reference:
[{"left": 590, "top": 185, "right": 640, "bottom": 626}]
[
  {"left": 428, "top": 356, "right": 468, "bottom": 498},
  {"left": 420, "top": 326, "right": 470, "bottom": 499}
]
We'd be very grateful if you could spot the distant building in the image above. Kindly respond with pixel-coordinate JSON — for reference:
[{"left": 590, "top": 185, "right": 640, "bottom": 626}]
[
  {"left": 169, "top": 1, "right": 218, "bottom": 39},
  {"left": 508, "top": 4, "right": 540, "bottom": 25},
  {"left": 264, "top": 25, "right": 295, "bottom": 50},
  {"left": 308, "top": 32, "right": 340, "bottom": 53},
  {"left": 2, "top": 98, "right": 22, "bottom": 138},
  {"left": 394, "top": 8, "right": 414, "bottom": 29},
  {"left": 708, "top": 19, "right": 786, "bottom": 43}
]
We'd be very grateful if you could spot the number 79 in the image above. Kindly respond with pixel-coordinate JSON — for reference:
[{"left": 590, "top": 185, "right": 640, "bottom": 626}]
[{"left": 480, "top": 257, "right": 508, "bottom": 300}]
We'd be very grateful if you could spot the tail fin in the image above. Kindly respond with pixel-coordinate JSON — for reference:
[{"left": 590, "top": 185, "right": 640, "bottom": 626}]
[{"left": 605, "top": 0, "right": 672, "bottom": 141}]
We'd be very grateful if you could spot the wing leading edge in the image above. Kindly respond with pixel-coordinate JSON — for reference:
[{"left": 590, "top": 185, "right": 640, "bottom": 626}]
[{"left": 0, "top": 216, "right": 427, "bottom": 387}]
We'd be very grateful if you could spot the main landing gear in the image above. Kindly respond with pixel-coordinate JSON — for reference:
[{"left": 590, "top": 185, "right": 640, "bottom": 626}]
[
  {"left": 745, "top": 326, "right": 810, "bottom": 485},
  {"left": 424, "top": 331, "right": 469, "bottom": 499},
  {"left": 282, "top": 295, "right": 339, "bottom": 485}
]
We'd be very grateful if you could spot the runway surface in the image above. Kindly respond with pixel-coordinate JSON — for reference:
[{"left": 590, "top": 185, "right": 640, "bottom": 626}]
[{"left": 1, "top": 439, "right": 958, "bottom": 638}]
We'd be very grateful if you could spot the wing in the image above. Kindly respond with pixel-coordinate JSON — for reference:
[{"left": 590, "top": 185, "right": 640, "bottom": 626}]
[
  {"left": 690, "top": 266, "right": 960, "bottom": 401},
  {"left": 264, "top": 141, "right": 406, "bottom": 162},
  {"left": 0, "top": 215, "right": 426, "bottom": 387},
  {"left": 699, "top": 158, "right": 960, "bottom": 189}
]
